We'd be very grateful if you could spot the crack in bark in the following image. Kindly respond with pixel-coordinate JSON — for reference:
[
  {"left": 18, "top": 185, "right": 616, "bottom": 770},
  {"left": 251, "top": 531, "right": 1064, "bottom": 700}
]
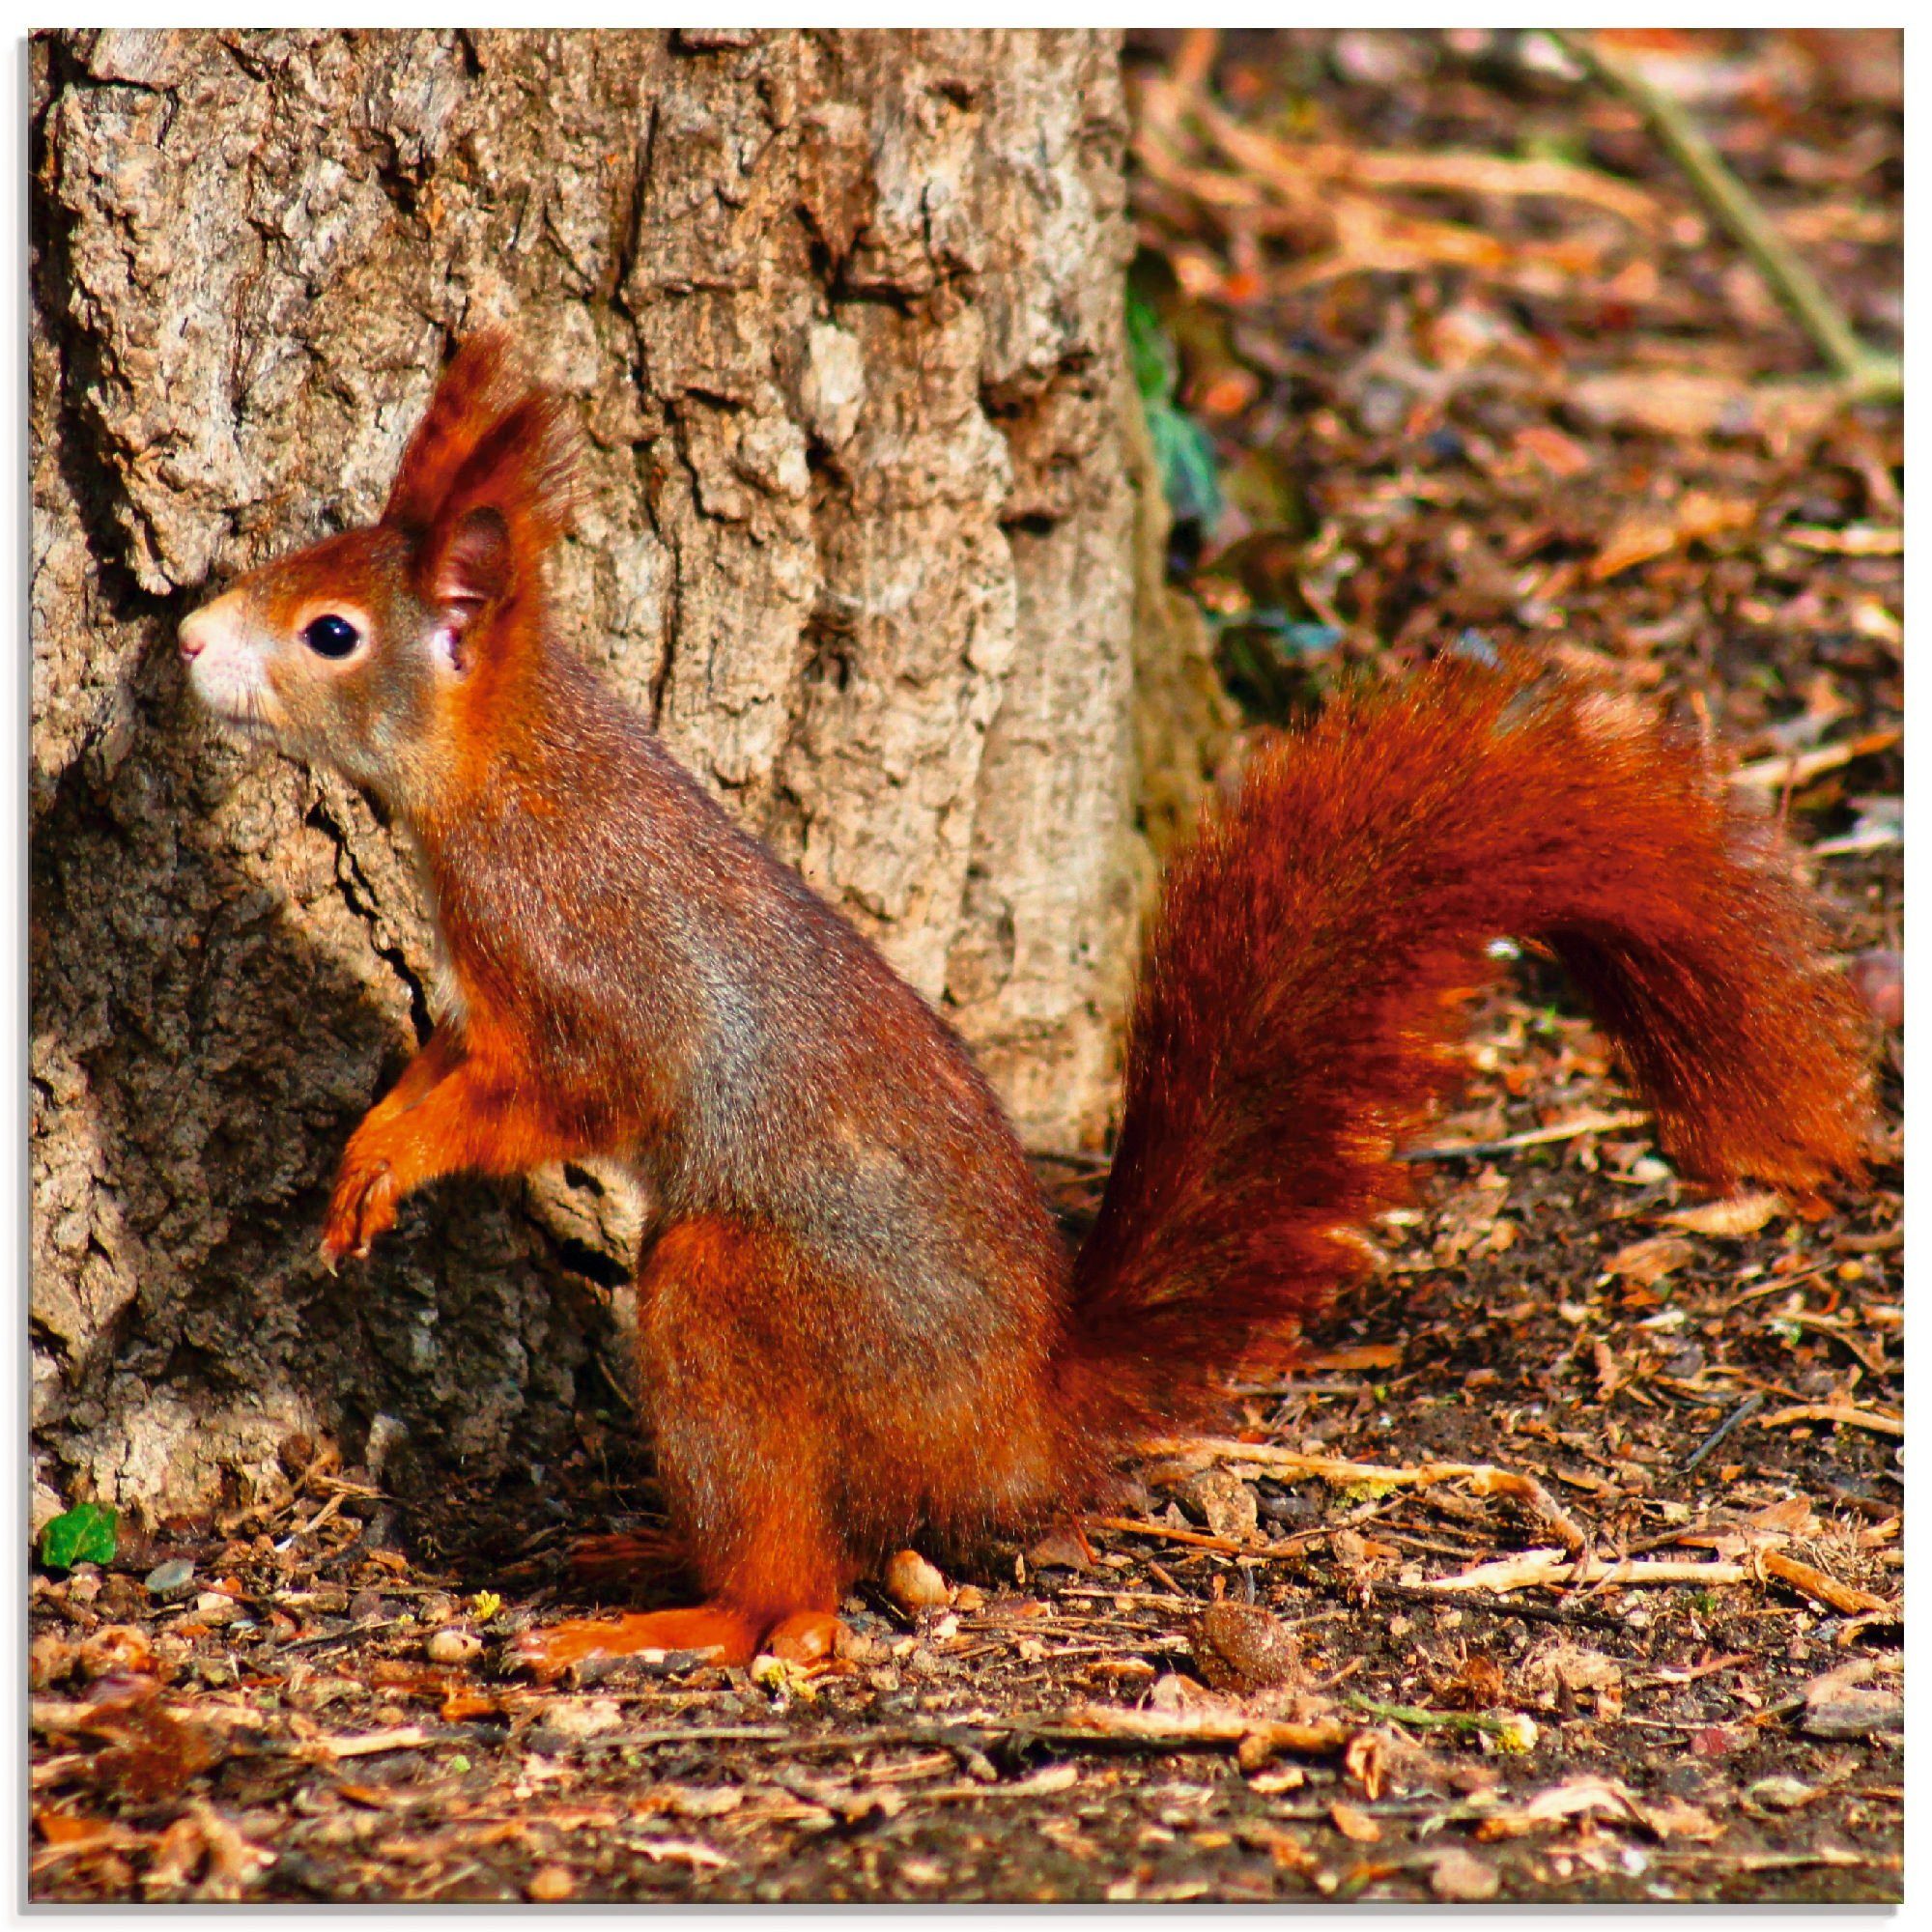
[
  {"left": 304, "top": 795, "right": 436, "bottom": 1047},
  {"left": 30, "top": 59, "right": 181, "bottom": 637}
]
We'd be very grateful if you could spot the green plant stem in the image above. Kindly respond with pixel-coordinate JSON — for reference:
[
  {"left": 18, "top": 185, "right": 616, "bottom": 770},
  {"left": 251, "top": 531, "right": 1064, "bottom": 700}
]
[
  {"left": 1344, "top": 1694, "right": 1520, "bottom": 1738},
  {"left": 1548, "top": 29, "right": 1900, "bottom": 403}
]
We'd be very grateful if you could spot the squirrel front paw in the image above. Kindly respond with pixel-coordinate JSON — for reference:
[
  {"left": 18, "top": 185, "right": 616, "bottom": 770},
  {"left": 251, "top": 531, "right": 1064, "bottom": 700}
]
[{"left": 322, "top": 1156, "right": 400, "bottom": 1266}]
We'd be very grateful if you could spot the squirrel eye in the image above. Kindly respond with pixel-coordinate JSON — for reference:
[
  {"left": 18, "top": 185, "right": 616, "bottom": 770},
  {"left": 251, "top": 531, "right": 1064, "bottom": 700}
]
[{"left": 301, "top": 613, "right": 361, "bottom": 659}]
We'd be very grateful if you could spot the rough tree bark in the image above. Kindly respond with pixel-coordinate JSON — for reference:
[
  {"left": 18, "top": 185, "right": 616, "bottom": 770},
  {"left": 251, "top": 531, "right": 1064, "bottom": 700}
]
[{"left": 29, "top": 28, "right": 1230, "bottom": 1527}]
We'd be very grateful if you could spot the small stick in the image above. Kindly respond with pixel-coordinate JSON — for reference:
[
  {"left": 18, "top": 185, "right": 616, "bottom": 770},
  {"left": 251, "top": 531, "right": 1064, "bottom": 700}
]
[
  {"left": 536, "top": 1723, "right": 793, "bottom": 1750},
  {"left": 1400, "top": 1108, "right": 1649, "bottom": 1162},
  {"left": 1654, "top": 1848, "right": 1883, "bottom": 1875},
  {"left": 1094, "top": 1514, "right": 1315, "bottom": 1559},
  {"left": 1728, "top": 728, "right": 1901, "bottom": 792},
  {"left": 1030, "top": 1148, "right": 1113, "bottom": 1172},
  {"left": 1045, "top": 1702, "right": 1349, "bottom": 1757},
  {"left": 1756, "top": 1403, "right": 1902, "bottom": 1438},
  {"left": 1758, "top": 1551, "right": 1893, "bottom": 1619},
  {"left": 1774, "top": 1316, "right": 1890, "bottom": 1381},
  {"left": 1548, "top": 31, "right": 1901, "bottom": 401},
  {"left": 1812, "top": 825, "right": 1902, "bottom": 859},
  {"left": 913, "top": 1766, "right": 1084, "bottom": 1804},
  {"left": 1343, "top": 1694, "right": 1527, "bottom": 1743},
  {"left": 1060, "top": 1587, "right": 1201, "bottom": 1609},
  {"left": 1430, "top": 1548, "right": 1748, "bottom": 1594},
  {"left": 1681, "top": 1390, "right": 1765, "bottom": 1472},
  {"left": 298, "top": 1724, "right": 438, "bottom": 1761},
  {"left": 272, "top": 1614, "right": 413, "bottom": 1654},
  {"left": 1631, "top": 1650, "right": 1752, "bottom": 1689},
  {"left": 1463, "top": 1466, "right": 1587, "bottom": 1557},
  {"left": 1145, "top": 1438, "right": 1536, "bottom": 1493},
  {"left": 1365, "top": 1581, "right": 1626, "bottom": 1632}
]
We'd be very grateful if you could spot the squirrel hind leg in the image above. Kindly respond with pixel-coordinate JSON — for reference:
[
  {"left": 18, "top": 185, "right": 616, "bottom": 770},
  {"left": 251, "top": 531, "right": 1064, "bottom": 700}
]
[
  {"left": 615, "top": 1215, "right": 861, "bottom": 1657},
  {"left": 513, "top": 1512, "right": 847, "bottom": 1676},
  {"left": 564, "top": 1526, "right": 696, "bottom": 1592}
]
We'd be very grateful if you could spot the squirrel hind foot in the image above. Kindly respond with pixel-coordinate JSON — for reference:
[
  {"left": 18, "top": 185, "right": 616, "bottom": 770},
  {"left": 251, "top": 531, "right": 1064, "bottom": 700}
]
[
  {"left": 512, "top": 1605, "right": 763, "bottom": 1677},
  {"left": 510, "top": 1602, "right": 847, "bottom": 1679},
  {"left": 764, "top": 1609, "right": 843, "bottom": 1663}
]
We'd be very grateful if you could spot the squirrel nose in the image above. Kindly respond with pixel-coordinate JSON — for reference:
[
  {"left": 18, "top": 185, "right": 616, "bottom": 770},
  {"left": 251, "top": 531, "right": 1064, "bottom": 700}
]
[{"left": 179, "top": 601, "right": 235, "bottom": 663}]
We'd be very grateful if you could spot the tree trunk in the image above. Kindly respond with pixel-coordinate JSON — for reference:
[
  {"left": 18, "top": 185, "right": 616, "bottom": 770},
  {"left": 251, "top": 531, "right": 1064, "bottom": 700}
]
[{"left": 30, "top": 27, "right": 1227, "bottom": 1527}]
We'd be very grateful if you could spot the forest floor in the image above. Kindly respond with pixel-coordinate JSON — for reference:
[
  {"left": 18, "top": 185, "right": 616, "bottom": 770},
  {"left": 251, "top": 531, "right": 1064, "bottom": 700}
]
[{"left": 30, "top": 28, "right": 1902, "bottom": 1906}]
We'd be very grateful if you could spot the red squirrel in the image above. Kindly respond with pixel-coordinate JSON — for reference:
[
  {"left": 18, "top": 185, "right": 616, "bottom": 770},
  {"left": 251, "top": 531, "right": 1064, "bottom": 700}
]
[{"left": 179, "top": 332, "right": 1872, "bottom": 1672}]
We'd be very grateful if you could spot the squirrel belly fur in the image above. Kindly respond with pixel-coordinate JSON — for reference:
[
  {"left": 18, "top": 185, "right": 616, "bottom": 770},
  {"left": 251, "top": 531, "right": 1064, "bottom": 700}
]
[{"left": 179, "top": 333, "right": 1872, "bottom": 1671}]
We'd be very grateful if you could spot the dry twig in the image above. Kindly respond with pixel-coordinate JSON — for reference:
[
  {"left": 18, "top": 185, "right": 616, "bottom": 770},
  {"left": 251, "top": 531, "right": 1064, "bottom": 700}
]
[
  {"left": 1756, "top": 1404, "right": 1902, "bottom": 1439},
  {"left": 1431, "top": 1548, "right": 1748, "bottom": 1595},
  {"left": 1401, "top": 1108, "right": 1650, "bottom": 1162},
  {"left": 1757, "top": 1551, "right": 1892, "bottom": 1619}
]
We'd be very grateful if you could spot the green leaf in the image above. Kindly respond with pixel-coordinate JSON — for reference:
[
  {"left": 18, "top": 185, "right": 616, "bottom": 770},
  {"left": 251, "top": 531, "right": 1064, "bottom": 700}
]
[
  {"left": 1146, "top": 398, "right": 1224, "bottom": 530},
  {"left": 1124, "top": 288, "right": 1178, "bottom": 405},
  {"left": 39, "top": 1502, "right": 118, "bottom": 1571},
  {"left": 1126, "top": 279, "right": 1224, "bottom": 534}
]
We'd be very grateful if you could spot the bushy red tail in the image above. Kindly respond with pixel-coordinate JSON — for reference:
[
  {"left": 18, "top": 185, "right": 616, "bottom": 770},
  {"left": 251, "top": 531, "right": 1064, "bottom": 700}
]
[{"left": 1058, "top": 652, "right": 1871, "bottom": 1448}]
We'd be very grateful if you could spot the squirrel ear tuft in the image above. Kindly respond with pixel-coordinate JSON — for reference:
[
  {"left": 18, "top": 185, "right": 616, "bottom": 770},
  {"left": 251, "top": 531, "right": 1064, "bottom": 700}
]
[
  {"left": 432, "top": 505, "right": 511, "bottom": 607},
  {"left": 387, "top": 333, "right": 583, "bottom": 642},
  {"left": 384, "top": 331, "right": 525, "bottom": 534},
  {"left": 385, "top": 330, "right": 582, "bottom": 571}
]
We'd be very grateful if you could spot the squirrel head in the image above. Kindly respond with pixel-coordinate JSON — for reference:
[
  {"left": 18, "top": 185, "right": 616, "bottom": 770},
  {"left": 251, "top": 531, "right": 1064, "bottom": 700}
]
[{"left": 179, "top": 330, "right": 582, "bottom": 815}]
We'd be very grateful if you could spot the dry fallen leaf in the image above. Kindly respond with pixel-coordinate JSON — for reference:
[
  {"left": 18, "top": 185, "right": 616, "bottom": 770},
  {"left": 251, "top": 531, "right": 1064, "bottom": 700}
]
[
  {"left": 1591, "top": 490, "right": 1755, "bottom": 582},
  {"left": 141, "top": 1813, "right": 207, "bottom": 1895},
  {"left": 1603, "top": 1234, "right": 1697, "bottom": 1288},
  {"left": 1632, "top": 1796, "right": 1722, "bottom": 1842},
  {"left": 1515, "top": 423, "right": 1595, "bottom": 475},
  {"left": 1329, "top": 1801, "right": 1382, "bottom": 1843},
  {"left": 1746, "top": 1496, "right": 1817, "bottom": 1537},
  {"left": 35, "top": 1809, "right": 128, "bottom": 1851},
  {"left": 1801, "top": 1660, "right": 1903, "bottom": 1738},
  {"left": 1343, "top": 1729, "right": 1390, "bottom": 1801},
  {"left": 1429, "top": 1847, "right": 1500, "bottom": 1900},
  {"left": 1476, "top": 1774, "right": 1635, "bottom": 1839},
  {"left": 1025, "top": 1528, "right": 1094, "bottom": 1574},
  {"left": 633, "top": 1839, "right": 729, "bottom": 1870},
  {"left": 188, "top": 1803, "right": 272, "bottom": 1899},
  {"left": 1662, "top": 1192, "right": 1781, "bottom": 1237},
  {"left": 1569, "top": 371, "right": 1843, "bottom": 443},
  {"left": 1183, "top": 1466, "right": 1260, "bottom": 1541},
  {"left": 1520, "top": 1639, "right": 1624, "bottom": 1711}
]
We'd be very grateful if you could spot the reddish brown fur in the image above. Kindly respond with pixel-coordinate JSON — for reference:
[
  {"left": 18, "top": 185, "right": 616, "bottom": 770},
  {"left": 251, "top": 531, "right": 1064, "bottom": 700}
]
[
  {"left": 1059, "top": 657, "right": 1872, "bottom": 1461},
  {"left": 185, "top": 338, "right": 1873, "bottom": 1672},
  {"left": 382, "top": 331, "right": 534, "bottom": 533}
]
